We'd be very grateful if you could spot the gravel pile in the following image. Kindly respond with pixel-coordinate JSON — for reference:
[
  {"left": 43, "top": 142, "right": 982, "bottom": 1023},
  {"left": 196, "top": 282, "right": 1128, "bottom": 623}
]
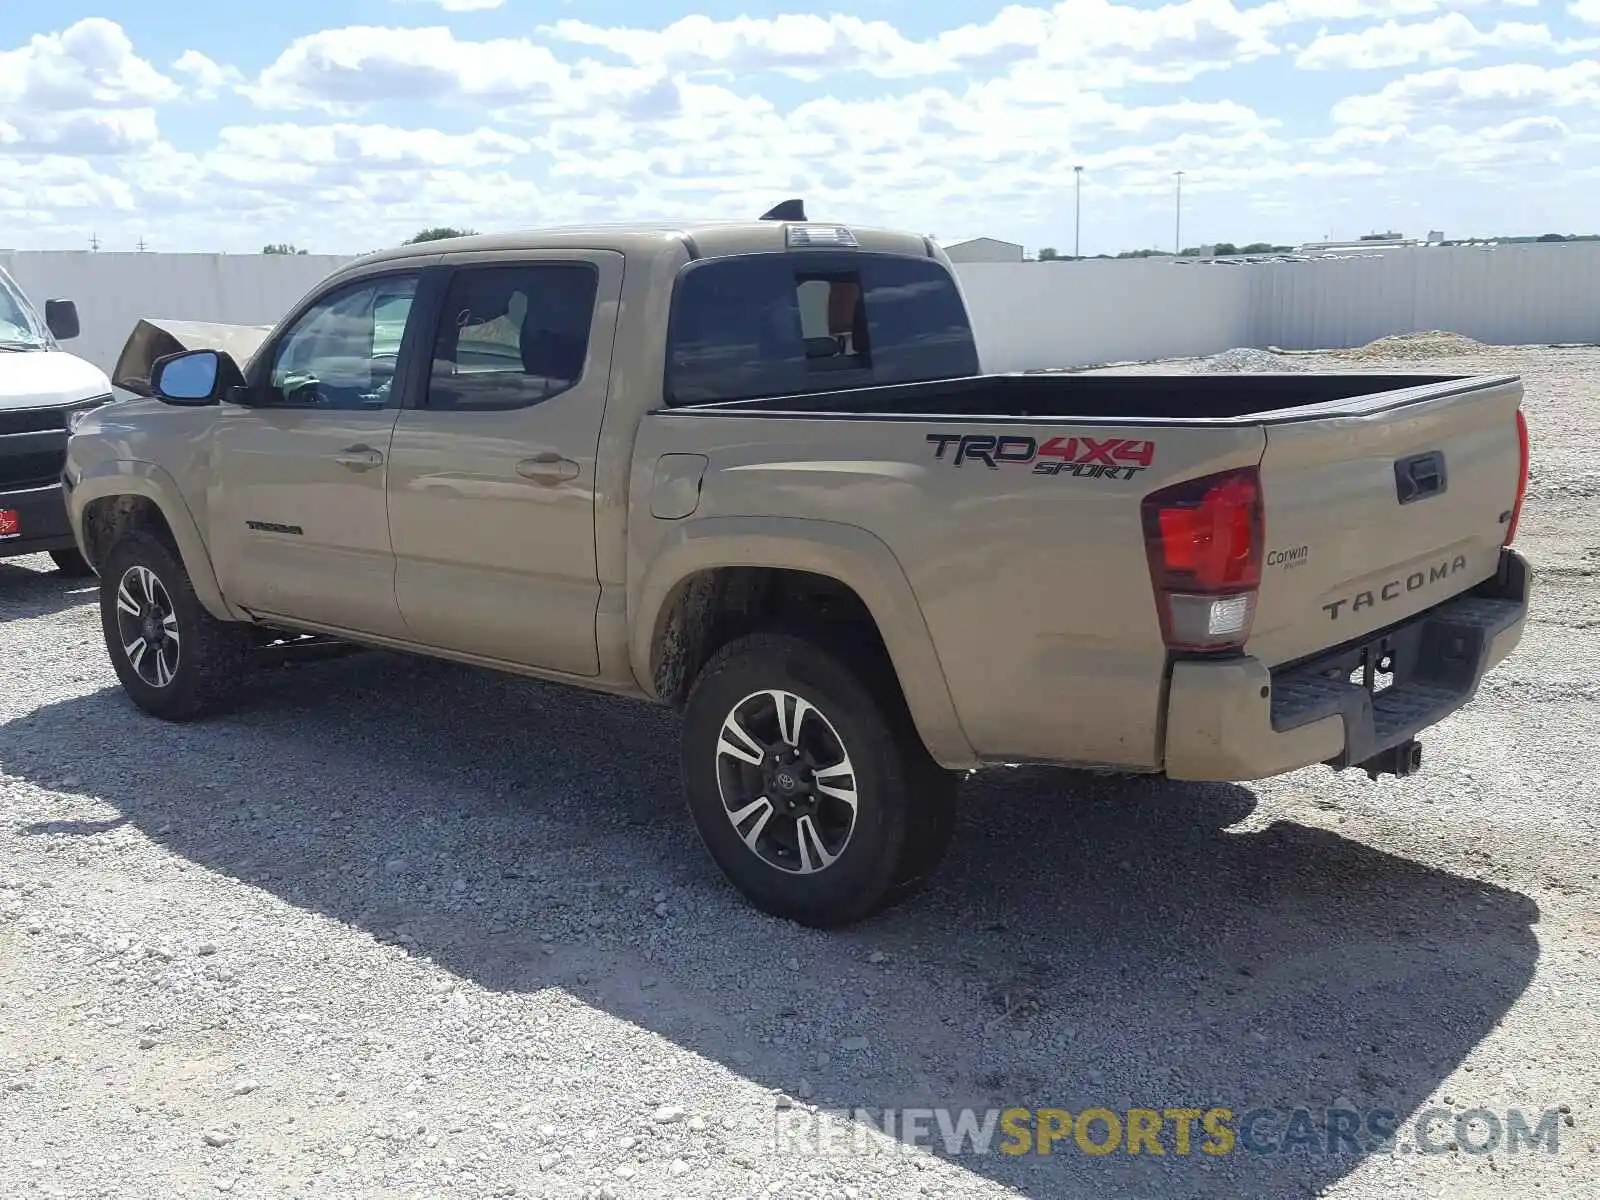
[
  {"left": 1332, "top": 331, "right": 1487, "bottom": 362},
  {"left": 1196, "top": 347, "right": 1310, "bottom": 373},
  {"left": 2, "top": 342, "right": 1599, "bottom": 1198}
]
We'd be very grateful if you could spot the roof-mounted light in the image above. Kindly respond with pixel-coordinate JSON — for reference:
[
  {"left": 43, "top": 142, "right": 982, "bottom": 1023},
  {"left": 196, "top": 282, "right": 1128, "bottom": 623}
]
[{"left": 786, "top": 224, "right": 858, "bottom": 249}]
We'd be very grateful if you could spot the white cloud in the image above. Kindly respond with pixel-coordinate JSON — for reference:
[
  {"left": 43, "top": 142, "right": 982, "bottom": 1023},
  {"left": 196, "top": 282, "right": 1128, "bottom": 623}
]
[
  {"left": 545, "top": 0, "right": 1278, "bottom": 83},
  {"left": 0, "top": 18, "right": 175, "bottom": 154},
  {"left": 1253, "top": 0, "right": 1510, "bottom": 26},
  {"left": 214, "top": 123, "right": 529, "bottom": 169},
  {"left": 1332, "top": 61, "right": 1600, "bottom": 127},
  {"left": 1572, "top": 0, "right": 1600, "bottom": 23},
  {"left": 1296, "top": 15, "right": 1559, "bottom": 69},
  {"left": 412, "top": 0, "right": 505, "bottom": 10},
  {"left": 246, "top": 24, "right": 677, "bottom": 120},
  {"left": 0, "top": 154, "right": 137, "bottom": 215},
  {"left": 0, "top": 17, "right": 177, "bottom": 109},
  {"left": 172, "top": 50, "right": 244, "bottom": 100},
  {"left": 546, "top": 13, "right": 939, "bottom": 79}
]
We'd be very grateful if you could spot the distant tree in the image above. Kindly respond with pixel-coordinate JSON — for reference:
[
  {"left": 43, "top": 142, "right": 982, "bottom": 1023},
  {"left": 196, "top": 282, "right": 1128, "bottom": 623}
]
[
  {"left": 1211, "top": 242, "right": 1240, "bottom": 256},
  {"left": 1537, "top": 233, "right": 1568, "bottom": 242},
  {"left": 1037, "top": 247, "right": 1060, "bottom": 260},
  {"left": 405, "top": 227, "right": 478, "bottom": 244},
  {"left": 263, "top": 243, "right": 308, "bottom": 255}
]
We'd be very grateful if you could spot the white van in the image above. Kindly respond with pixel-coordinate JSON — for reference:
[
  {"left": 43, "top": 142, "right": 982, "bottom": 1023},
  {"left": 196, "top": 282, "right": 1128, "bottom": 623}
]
[{"left": 1, "top": 264, "right": 115, "bottom": 575}]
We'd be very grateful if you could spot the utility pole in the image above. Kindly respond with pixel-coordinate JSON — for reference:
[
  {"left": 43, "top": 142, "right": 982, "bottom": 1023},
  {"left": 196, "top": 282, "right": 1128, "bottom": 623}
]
[
  {"left": 1174, "top": 170, "right": 1185, "bottom": 256},
  {"left": 1073, "top": 165, "right": 1083, "bottom": 259},
  {"left": 136, "top": 236, "right": 148, "bottom": 252},
  {"left": 88, "top": 232, "right": 100, "bottom": 252}
]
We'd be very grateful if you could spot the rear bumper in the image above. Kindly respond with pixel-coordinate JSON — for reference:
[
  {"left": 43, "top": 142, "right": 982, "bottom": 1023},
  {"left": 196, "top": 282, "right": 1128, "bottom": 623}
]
[
  {"left": 1163, "top": 546, "right": 1531, "bottom": 782},
  {"left": 0, "top": 480, "right": 76, "bottom": 559}
]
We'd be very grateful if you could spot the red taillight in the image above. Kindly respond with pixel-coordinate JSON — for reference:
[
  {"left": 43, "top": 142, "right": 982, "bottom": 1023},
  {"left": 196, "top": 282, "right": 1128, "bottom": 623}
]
[
  {"left": 1505, "top": 407, "right": 1529, "bottom": 545},
  {"left": 1141, "top": 466, "right": 1264, "bottom": 652}
]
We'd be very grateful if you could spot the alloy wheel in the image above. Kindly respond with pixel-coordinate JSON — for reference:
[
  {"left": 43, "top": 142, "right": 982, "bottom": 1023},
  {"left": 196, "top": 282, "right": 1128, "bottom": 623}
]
[
  {"left": 714, "top": 689, "right": 859, "bottom": 874},
  {"left": 114, "top": 564, "right": 181, "bottom": 688}
]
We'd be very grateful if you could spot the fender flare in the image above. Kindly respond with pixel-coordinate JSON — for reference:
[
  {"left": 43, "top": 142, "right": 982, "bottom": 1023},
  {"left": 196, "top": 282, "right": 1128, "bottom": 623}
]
[
  {"left": 630, "top": 515, "right": 978, "bottom": 768},
  {"left": 68, "top": 460, "right": 236, "bottom": 622}
]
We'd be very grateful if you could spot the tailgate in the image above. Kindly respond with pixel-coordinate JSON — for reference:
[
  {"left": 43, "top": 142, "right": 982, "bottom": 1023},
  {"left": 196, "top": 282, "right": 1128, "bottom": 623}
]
[{"left": 1247, "top": 375, "right": 1524, "bottom": 667}]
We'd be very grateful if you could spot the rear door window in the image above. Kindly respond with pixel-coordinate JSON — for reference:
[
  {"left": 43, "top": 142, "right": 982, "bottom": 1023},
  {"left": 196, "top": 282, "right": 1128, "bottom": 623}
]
[
  {"left": 665, "top": 252, "right": 979, "bottom": 406},
  {"left": 425, "top": 262, "right": 598, "bottom": 411}
]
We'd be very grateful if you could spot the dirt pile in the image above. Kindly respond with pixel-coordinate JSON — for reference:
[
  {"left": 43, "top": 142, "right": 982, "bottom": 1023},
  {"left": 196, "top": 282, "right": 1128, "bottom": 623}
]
[{"left": 1333, "top": 331, "right": 1487, "bottom": 362}]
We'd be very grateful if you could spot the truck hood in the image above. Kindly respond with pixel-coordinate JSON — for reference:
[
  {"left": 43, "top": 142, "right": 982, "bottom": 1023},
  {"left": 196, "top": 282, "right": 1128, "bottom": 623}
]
[
  {"left": 112, "top": 318, "right": 273, "bottom": 398},
  {"left": 0, "top": 348, "right": 114, "bottom": 410}
]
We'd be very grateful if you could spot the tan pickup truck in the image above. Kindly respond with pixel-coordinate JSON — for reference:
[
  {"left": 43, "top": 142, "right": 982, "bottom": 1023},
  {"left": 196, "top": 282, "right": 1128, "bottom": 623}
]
[{"left": 62, "top": 208, "right": 1533, "bottom": 927}]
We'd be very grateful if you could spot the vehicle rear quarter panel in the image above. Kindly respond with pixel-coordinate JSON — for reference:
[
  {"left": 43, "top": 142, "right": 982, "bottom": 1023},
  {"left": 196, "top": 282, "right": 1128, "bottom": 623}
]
[{"left": 631, "top": 410, "right": 1267, "bottom": 769}]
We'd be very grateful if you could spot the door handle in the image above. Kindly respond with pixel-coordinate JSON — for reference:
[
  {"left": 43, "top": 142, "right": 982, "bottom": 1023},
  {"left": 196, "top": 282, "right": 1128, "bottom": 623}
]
[
  {"left": 516, "top": 453, "right": 580, "bottom": 484},
  {"left": 333, "top": 445, "right": 384, "bottom": 471}
]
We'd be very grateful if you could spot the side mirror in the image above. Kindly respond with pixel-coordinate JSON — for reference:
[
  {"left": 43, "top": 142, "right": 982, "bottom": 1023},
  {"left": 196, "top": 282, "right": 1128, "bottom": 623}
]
[
  {"left": 45, "top": 299, "right": 80, "bottom": 341},
  {"left": 151, "top": 349, "right": 236, "bottom": 406}
]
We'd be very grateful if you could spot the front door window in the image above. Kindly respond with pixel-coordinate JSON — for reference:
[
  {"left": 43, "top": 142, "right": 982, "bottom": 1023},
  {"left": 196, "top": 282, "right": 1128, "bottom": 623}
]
[{"left": 268, "top": 276, "right": 419, "bottom": 409}]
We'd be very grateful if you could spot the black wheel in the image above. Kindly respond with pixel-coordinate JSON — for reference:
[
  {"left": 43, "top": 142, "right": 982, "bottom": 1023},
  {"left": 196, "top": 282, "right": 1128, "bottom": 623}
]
[
  {"left": 99, "top": 531, "right": 252, "bottom": 721},
  {"left": 681, "top": 630, "right": 958, "bottom": 927},
  {"left": 49, "top": 547, "right": 95, "bottom": 577}
]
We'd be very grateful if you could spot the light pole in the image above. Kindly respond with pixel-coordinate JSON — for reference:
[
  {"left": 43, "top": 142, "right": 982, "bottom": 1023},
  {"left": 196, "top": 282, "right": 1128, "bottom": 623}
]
[
  {"left": 1073, "top": 165, "right": 1083, "bottom": 259},
  {"left": 1173, "top": 170, "right": 1185, "bottom": 256}
]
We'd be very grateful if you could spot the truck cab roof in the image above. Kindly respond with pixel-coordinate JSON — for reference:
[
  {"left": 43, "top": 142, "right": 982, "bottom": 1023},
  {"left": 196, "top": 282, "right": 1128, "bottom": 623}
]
[{"left": 338, "top": 220, "right": 942, "bottom": 277}]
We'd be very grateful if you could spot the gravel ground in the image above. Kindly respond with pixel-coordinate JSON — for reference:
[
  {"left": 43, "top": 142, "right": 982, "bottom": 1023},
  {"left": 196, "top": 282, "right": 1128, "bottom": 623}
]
[{"left": 2, "top": 342, "right": 1599, "bottom": 1200}]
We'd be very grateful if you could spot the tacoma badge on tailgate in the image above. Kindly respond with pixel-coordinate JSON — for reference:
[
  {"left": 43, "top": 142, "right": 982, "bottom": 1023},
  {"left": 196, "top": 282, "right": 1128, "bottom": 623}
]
[{"left": 1321, "top": 554, "right": 1469, "bottom": 620}]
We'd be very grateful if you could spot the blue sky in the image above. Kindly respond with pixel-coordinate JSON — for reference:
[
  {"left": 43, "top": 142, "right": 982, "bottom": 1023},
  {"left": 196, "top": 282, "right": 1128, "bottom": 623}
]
[{"left": 3, "top": 1, "right": 1596, "bottom": 254}]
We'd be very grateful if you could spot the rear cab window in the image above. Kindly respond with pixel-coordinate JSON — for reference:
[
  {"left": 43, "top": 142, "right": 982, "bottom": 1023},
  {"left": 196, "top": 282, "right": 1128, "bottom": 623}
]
[{"left": 665, "top": 252, "right": 979, "bottom": 406}]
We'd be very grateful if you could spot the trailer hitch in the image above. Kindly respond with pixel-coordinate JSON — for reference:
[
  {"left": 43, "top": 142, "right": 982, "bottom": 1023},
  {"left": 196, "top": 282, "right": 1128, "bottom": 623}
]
[{"left": 1357, "top": 738, "right": 1423, "bottom": 781}]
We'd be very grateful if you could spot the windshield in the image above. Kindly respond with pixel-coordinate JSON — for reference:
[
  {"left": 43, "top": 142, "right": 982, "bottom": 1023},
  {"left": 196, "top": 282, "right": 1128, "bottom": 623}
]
[{"left": 0, "top": 267, "right": 50, "bottom": 348}]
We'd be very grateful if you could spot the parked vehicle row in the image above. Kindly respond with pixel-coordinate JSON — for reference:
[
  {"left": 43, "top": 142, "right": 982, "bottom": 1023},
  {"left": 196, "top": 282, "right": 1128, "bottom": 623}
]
[
  {"left": 0, "top": 265, "right": 111, "bottom": 575},
  {"left": 34, "top": 205, "right": 1535, "bottom": 927}
]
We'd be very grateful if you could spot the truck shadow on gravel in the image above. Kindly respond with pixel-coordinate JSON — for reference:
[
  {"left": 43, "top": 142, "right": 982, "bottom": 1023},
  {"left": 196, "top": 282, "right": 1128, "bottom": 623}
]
[
  {"left": 7, "top": 649, "right": 1541, "bottom": 1199},
  {"left": 0, "top": 559, "right": 99, "bottom": 621}
]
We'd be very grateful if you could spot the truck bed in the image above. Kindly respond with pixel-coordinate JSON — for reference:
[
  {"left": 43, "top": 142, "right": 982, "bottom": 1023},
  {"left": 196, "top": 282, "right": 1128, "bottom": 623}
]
[
  {"left": 637, "top": 370, "right": 1527, "bottom": 773},
  {"left": 671, "top": 371, "right": 1490, "bottom": 423}
]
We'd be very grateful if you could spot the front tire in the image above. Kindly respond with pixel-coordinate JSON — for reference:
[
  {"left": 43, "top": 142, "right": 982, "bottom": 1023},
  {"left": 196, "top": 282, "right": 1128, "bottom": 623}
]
[
  {"left": 681, "top": 630, "right": 957, "bottom": 928},
  {"left": 99, "top": 531, "right": 252, "bottom": 721},
  {"left": 49, "top": 547, "right": 95, "bottom": 577}
]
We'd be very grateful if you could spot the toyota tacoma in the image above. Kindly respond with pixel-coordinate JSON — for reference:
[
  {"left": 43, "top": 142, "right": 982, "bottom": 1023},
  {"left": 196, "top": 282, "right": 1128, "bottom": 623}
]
[{"left": 62, "top": 206, "right": 1533, "bottom": 926}]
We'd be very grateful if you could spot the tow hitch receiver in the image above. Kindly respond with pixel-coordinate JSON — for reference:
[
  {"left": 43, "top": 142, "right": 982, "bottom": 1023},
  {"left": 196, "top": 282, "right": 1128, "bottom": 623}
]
[{"left": 1358, "top": 738, "right": 1423, "bottom": 781}]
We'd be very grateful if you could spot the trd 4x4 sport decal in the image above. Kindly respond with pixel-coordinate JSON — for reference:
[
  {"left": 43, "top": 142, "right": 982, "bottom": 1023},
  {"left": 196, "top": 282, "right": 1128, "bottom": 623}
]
[{"left": 925, "top": 433, "right": 1156, "bottom": 480}]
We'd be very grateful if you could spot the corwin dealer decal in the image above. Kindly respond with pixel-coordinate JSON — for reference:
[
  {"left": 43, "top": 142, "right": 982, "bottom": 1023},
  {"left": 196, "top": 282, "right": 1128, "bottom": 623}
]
[{"left": 926, "top": 433, "right": 1156, "bottom": 480}]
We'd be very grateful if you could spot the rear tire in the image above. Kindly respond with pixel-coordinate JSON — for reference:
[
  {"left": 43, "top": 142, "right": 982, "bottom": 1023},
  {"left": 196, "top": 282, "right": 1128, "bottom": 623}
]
[
  {"left": 99, "top": 531, "right": 253, "bottom": 721},
  {"left": 681, "top": 630, "right": 957, "bottom": 927},
  {"left": 49, "top": 547, "right": 94, "bottom": 577}
]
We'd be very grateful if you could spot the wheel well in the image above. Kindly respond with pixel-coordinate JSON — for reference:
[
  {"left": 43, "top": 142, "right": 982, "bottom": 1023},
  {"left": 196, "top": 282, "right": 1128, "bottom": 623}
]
[
  {"left": 651, "top": 567, "right": 887, "bottom": 708},
  {"left": 81, "top": 495, "right": 180, "bottom": 571}
]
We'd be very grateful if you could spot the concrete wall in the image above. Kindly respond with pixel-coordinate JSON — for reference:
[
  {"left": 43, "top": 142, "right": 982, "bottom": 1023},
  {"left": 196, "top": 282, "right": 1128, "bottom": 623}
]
[
  {"left": 0, "top": 251, "right": 352, "bottom": 380},
  {"left": 956, "top": 258, "right": 1256, "bottom": 372},
  {"left": 1247, "top": 241, "right": 1600, "bottom": 351},
  {"left": 5, "top": 242, "right": 1599, "bottom": 381}
]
